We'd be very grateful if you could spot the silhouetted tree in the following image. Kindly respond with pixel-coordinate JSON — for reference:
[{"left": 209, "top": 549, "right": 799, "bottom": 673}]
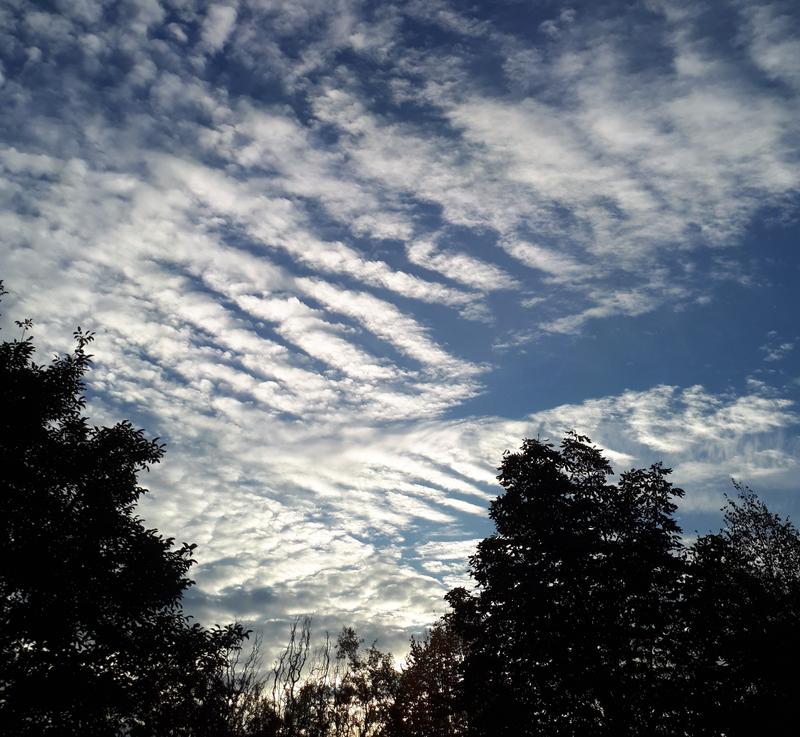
[
  {"left": 446, "top": 433, "right": 686, "bottom": 737},
  {"left": 681, "top": 485, "right": 800, "bottom": 736},
  {"left": 333, "top": 627, "right": 398, "bottom": 737},
  {"left": 387, "top": 621, "right": 466, "bottom": 737},
  {"left": 0, "top": 284, "right": 247, "bottom": 735}
]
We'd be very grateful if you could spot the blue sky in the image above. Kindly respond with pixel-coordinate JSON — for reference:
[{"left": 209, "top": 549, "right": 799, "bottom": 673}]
[{"left": 1, "top": 0, "right": 799, "bottom": 656}]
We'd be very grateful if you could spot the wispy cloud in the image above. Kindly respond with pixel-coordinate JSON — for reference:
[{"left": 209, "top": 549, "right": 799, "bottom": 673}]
[{"left": 761, "top": 331, "right": 796, "bottom": 363}]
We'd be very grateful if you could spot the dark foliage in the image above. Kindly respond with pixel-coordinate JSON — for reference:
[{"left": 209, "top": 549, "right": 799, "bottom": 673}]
[
  {"left": 446, "top": 433, "right": 800, "bottom": 737},
  {"left": 387, "top": 621, "right": 467, "bottom": 737},
  {"left": 446, "top": 433, "right": 686, "bottom": 736},
  {"left": 681, "top": 486, "right": 800, "bottom": 736},
  {"left": 0, "top": 284, "right": 247, "bottom": 736}
]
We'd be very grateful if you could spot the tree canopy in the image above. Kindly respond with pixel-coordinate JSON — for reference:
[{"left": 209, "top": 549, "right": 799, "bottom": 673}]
[
  {"left": 0, "top": 284, "right": 246, "bottom": 735},
  {"left": 446, "top": 434, "right": 800, "bottom": 737},
  {"left": 388, "top": 621, "right": 466, "bottom": 737},
  {"left": 680, "top": 486, "right": 800, "bottom": 736}
]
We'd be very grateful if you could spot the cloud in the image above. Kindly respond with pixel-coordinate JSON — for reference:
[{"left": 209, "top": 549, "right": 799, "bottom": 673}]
[
  {"left": 500, "top": 240, "right": 590, "bottom": 283},
  {"left": 1, "top": 0, "right": 799, "bottom": 664},
  {"left": 201, "top": 4, "right": 239, "bottom": 53},
  {"left": 295, "top": 277, "right": 482, "bottom": 376},
  {"left": 760, "top": 331, "right": 796, "bottom": 363},
  {"left": 8, "top": 0, "right": 795, "bottom": 333},
  {"left": 406, "top": 240, "right": 519, "bottom": 291},
  {"left": 739, "top": 1, "right": 800, "bottom": 92},
  {"left": 127, "top": 379, "right": 797, "bottom": 661}
]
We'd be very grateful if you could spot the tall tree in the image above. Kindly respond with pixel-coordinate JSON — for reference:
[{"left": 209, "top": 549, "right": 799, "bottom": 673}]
[
  {"left": 682, "top": 486, "right": 800, "bottom": 736},
  {"left": 446, "top": 433, "right": 686, "bottom": 737},
  {"left": 0, "top": 284, "right": 246, "bottom": 736}
]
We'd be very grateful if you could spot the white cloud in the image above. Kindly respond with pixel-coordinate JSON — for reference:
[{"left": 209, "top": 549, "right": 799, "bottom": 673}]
[
  {"left": 739, "top": 2, "right": 800, "bottom": 91},
  {"left": 296, "top": 277, "right": 482, "bottom": 376},
  {"left": 201, "top": 4, "right": 238, "bottom": 53},
  {"left": 2, "top": 0, "right": 799, "bottom": 664},
  {"left": 760, "top": 331, "right": 796, "bottom": 363},
  {"left": 406, "top": 240, "right": 519, "bottom": 291},
  {"left": 501, "top": 240, "right": 590, "bottom": 283}
]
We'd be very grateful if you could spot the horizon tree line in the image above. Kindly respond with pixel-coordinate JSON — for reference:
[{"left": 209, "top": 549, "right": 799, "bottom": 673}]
[{"left": 2, "top": 282, "right": 799, "bottom": 736}]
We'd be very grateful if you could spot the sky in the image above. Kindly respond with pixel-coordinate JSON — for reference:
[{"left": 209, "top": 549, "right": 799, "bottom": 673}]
[{"left": 1, "top": 0, "right": 799, "bottom": 658}]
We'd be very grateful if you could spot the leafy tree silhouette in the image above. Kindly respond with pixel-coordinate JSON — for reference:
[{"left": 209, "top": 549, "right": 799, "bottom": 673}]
[
  {"left": 0, "top": 283, "right": 247, "bottom": 736},
  {"left": 445, "top": 434, "right": 800, "bottom": 737},
  {"left": 446, "top": 433, "right": 686, "bottom": 737},
  {"left": 387, "top": 620, "right": 467, "bottom": 737},
  {"left": 681, "top": 486, "right": 800, "bottom": 736}
]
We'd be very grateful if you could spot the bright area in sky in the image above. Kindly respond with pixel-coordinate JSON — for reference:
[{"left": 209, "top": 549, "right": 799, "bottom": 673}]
[{"left": 1, "top": 0, "right": 799, "bottom": 656}]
